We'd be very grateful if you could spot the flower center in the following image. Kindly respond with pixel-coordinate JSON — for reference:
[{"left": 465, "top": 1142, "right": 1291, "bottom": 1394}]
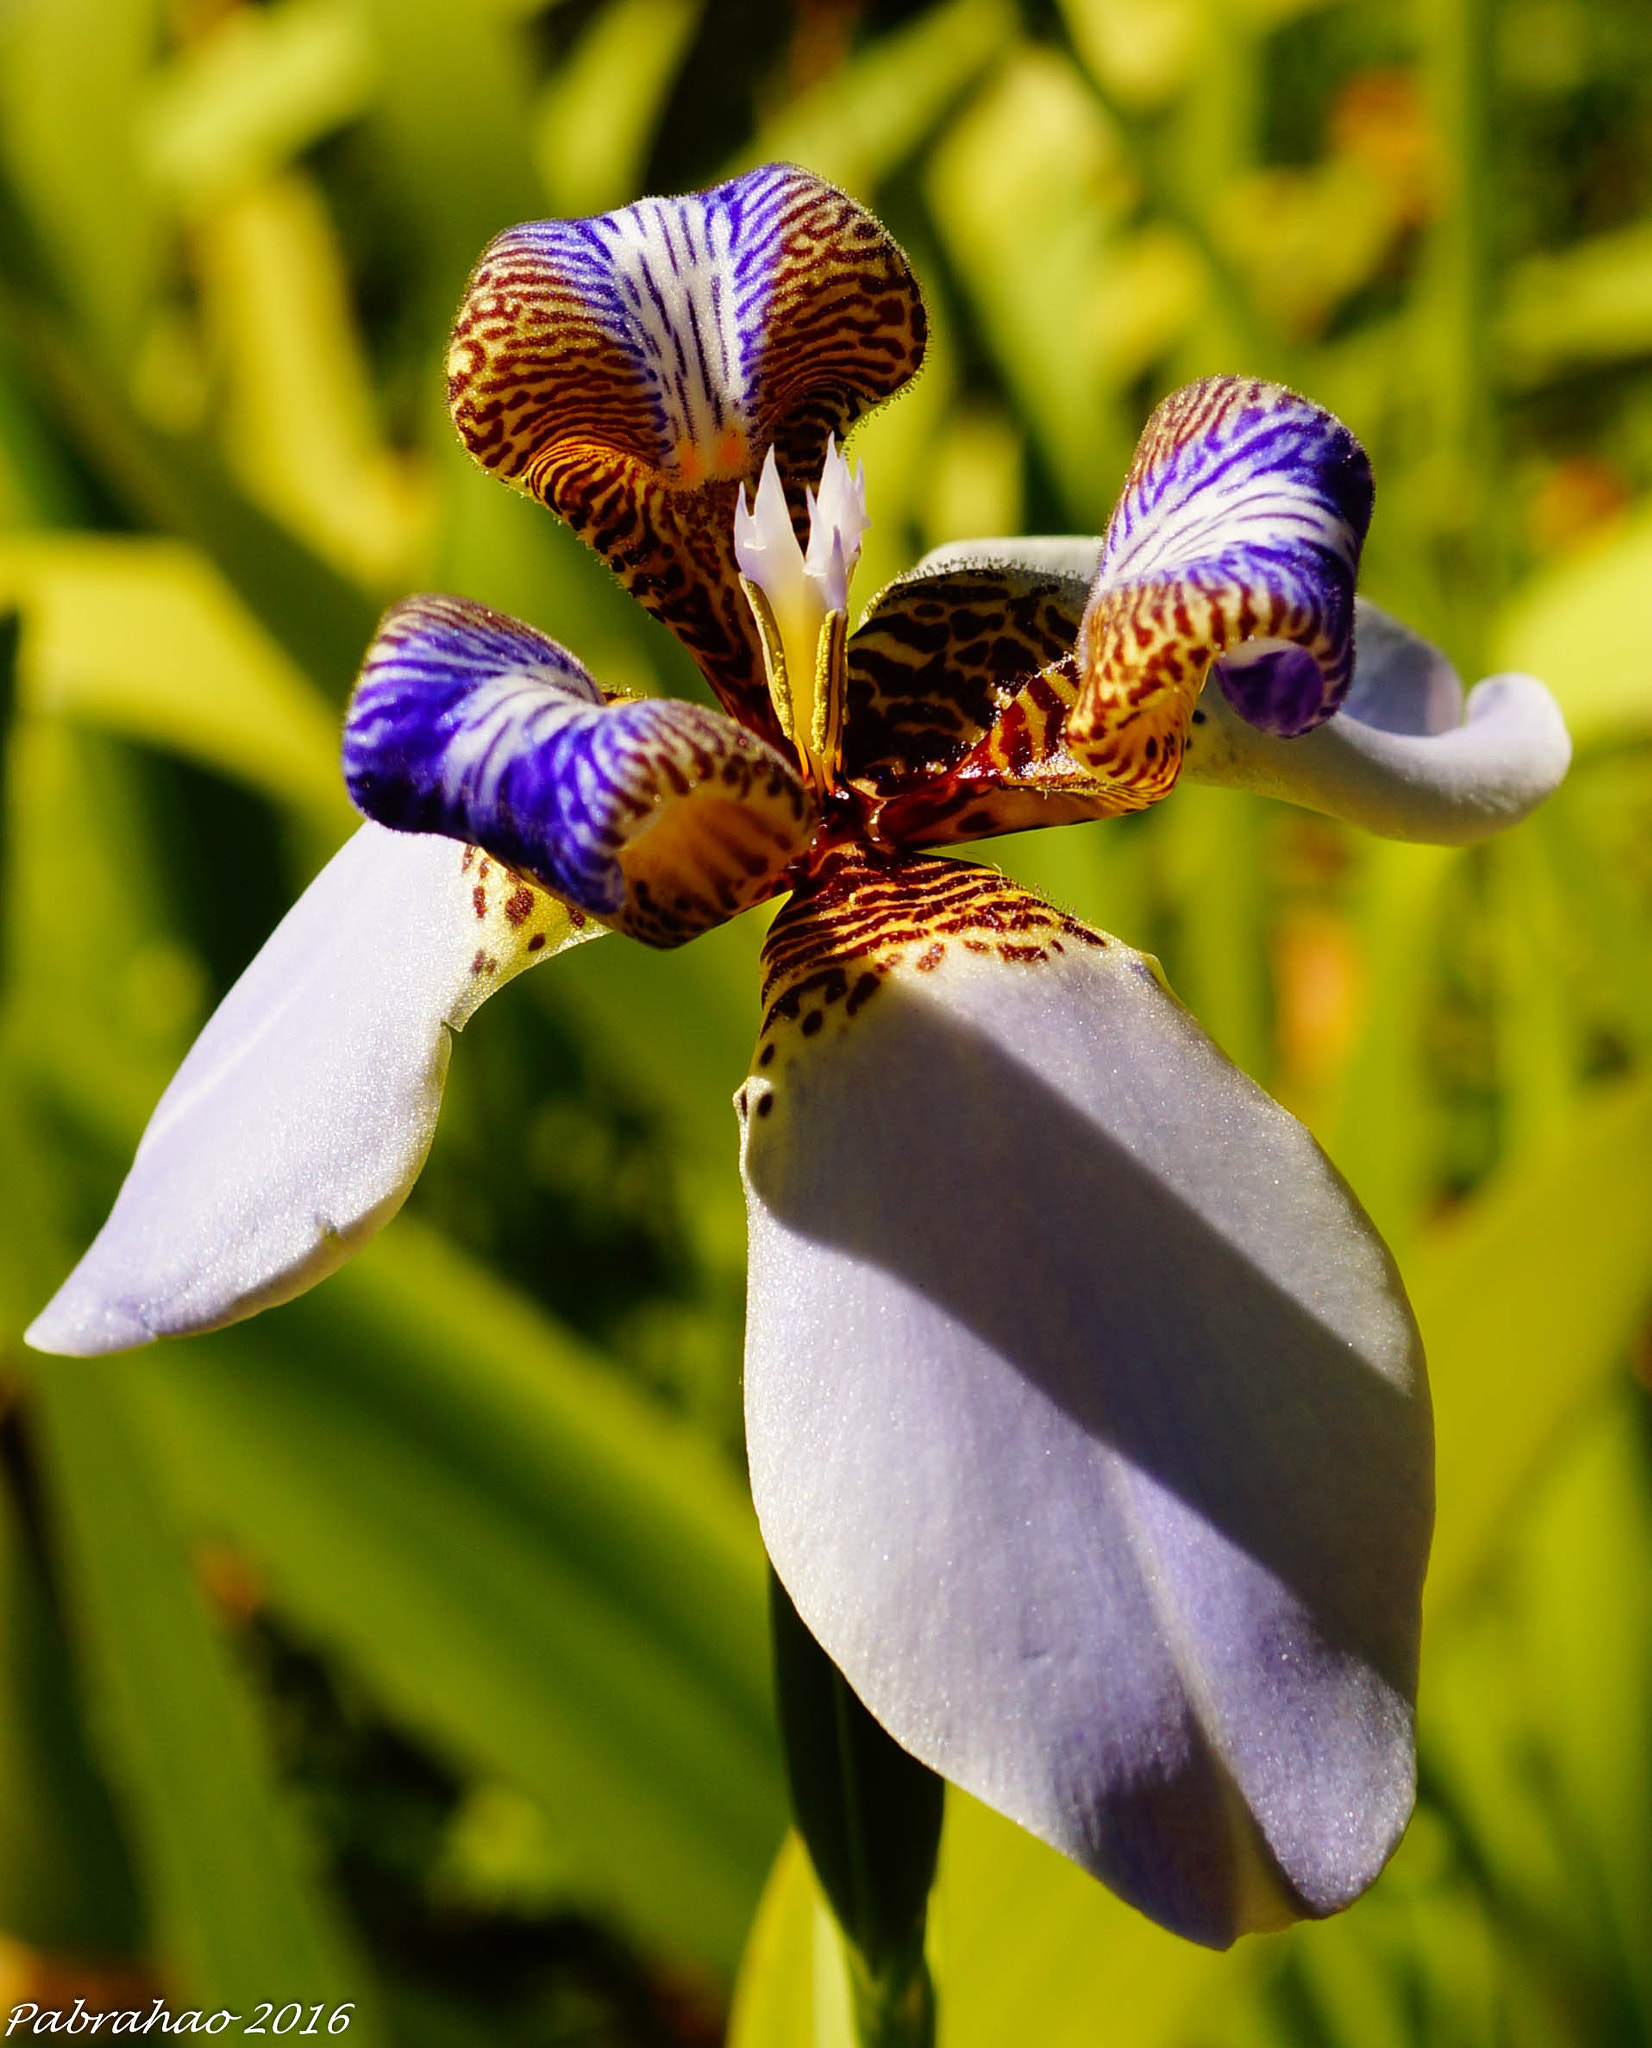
[{"left": 734, "top": 438, "right": 867, "bottom": 793}]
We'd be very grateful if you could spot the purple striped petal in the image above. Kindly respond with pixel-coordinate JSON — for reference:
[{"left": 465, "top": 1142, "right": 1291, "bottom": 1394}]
[
  {"left": 1067, "top": 377, "right": 1373, "bottom": 805},
  {"left": 740, "top": 851, "right": 1430, "bottom": 1946},
  {"left": 344, "top": 595, "right": 815, "bottom": 948},
  {"left": 897, "top": 547, "right": 1570, "bottom": 845},
  {"left": 447, "top": 165, "right": 925, "bottom": 737}
]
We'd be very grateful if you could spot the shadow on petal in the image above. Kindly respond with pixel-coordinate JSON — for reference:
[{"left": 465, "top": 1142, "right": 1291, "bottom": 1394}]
[{"left": 741, "top": 896, "right": 1430, "bottom": 1945}]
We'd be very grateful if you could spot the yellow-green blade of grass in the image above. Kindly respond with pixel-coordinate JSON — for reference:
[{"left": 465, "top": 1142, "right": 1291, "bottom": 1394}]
[
  {"left": 139, "top": 1220, "right": 784, "bottom": 1977},
  {"left": 0, "top": 533, "right": 349, "bottom": 820},
  {"left": 29, "top": 1363, "right": 380, "bottom": 2030},
  {"left": 1405, "top": 1072, "right": 1652, "bottom": 1616}
]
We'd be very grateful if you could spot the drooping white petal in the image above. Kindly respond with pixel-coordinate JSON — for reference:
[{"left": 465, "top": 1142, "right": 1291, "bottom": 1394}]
[
  {"left": 27, "top": 823, "right": 594, "bottom": 1356},
  {"left": 913, "top": 534, "right": 1106, "bottom": 586},
  {"left": 914, "top": 541, "right": 1570, "bottom": 844},
  {"left": 739, "top": 853, "right": 1431, "bottom": 1948}
]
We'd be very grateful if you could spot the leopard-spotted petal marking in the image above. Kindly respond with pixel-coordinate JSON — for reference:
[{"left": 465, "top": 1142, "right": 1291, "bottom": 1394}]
[
  {"left": 840, "top": 561, "right": 1104, "bottom": 847},
  {"left": 26, "top": 825, "right": 593, "bottom": 1357},
  {"left": 904, "top": 544, "right": 1570, "bottom": 847},
  {"left": 344, "top": 595, "right": 816, "bottom": 949},
  {"left": 738, "top": 850, "right": 1430, "bottom": 1947},
  {"left": 446, "top": 165, "right": 925, "bottom": 737},
  {"left": 1067, "top": 376, "right": 1372, "bottom": 805}
]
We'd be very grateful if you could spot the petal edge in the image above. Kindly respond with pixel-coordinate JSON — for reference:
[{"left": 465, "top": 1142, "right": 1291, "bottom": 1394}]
[{"left": 27, "top": 825, "right": 592, "bottom": 1356}]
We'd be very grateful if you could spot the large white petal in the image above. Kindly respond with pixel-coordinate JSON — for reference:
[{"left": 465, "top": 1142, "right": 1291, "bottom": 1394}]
[
  {"left": 739, "top": 854, "right": 1431, "bottom": 1947},
  {"left": 916, "top": 539, "right": 1570, "bottom": 843},
  {"left": 27, "top": 823, "right": 594, "bottom": 1356}
]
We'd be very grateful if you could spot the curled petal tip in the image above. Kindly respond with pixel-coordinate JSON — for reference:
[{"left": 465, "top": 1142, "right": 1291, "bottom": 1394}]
[
  {"left": 1186, "top": 601, "right": 1572, "bottom": 842},
  {"left": 446, "top": 165, "right": 923, "bottom": 732},
  {"left": 345, "top": 594, "right": 815, "bottom": 947},
  {"left": 1067, "top": 377, "right": 1371, "bottom": 804}
]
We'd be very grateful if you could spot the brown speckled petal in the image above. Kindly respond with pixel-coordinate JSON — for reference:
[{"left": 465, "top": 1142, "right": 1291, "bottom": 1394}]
[{"left": 447, "top": 165, "right": 925, "bottom": 739}]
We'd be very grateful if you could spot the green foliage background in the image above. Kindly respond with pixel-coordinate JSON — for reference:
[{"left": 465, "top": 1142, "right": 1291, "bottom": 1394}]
[{"left": 0, "top": 0, "right": 1650, "bottom": 2040}]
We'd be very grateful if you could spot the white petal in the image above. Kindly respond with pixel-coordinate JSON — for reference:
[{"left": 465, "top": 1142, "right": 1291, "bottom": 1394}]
[
  {"left": 27, "top": 823, "right": 594, "bottom": 1356},
  {"left": 739, "top": 858, "right": 1430, "bottom": 1946},
  {"left": 912, "top": 534, "right": 1104, "bottom": 588},
  {"left": 733, "top": 448, "right": 804, "bottom": 597},
  {"left": 1184, "top": 602, "right": 1572, "bottom": 841}
]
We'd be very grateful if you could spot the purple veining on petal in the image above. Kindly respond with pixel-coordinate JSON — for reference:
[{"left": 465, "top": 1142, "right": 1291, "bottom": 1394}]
[
  {"left": 454, "top": 166, "right": 822, "bottom": 484},
  {"left": 1089, "top": 378, "right": 1375, "bottom": 737},
  {"left": 1212, "top": 640, "right": 1329, "bottom": 735},
  {"left": 343, "top": 592, "right": 808, "bottom": 924}
]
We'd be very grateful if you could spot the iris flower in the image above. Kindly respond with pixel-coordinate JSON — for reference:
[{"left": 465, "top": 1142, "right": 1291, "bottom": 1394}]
[{"left": 28, "top": 166, "right": 1569, "bottom": 1950}]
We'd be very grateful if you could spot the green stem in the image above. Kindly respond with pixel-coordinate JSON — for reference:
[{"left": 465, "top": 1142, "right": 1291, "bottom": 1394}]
[{"left": 768, "top": 1570, "right": 943, "bottom": 2048}]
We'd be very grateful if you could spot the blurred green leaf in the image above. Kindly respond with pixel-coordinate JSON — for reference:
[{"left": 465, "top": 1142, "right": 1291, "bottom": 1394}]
[
  {"left": 743, "top": 0, "right": 1015, "bottom": 201},
  {"left": 1493, "top": 505, "right": 1652, "bottom": 747},
  {"left": 924, "top": 46, "right": 1198, "bottom": 524},
  {"left": 547, "top": 906, "right": 770, "bottom": 1278},
  {"left": 139, "top": 0, "right": 379, "bottom": 213},
  {"left": 0, "top": 0, "right": 163, "bottom": 358},
  {"left": 731, "top": 1794, "right": 1230, "bottom": 2048},
  {"left": 1421, "top": 1390, "right": 1652, "bottom": 2039},
  {"left": 1151, "top": 784, "right": 1271, "bottom": 1083},
  {"left": 6, "top": 292, "right": 380, "bottom": 703},
  {"left": 139, "top": 1219, "right": 784, "bottom": 1976},
  {"left": 0, "top": 1458, "right": 142, "bottom": 1959},
  {"left": 29, "top": 1363, "right": 378, "bottom": 2026},
  {"left": 1325, "top": 839, "right": 1458, "bottom": 1250},
  {"left": 1500, "top": 220, "right": 1652, "bottom": 384},
  {"left": 1487, "top": 818, "right": 1577, "bottom": 1163},
  {"left": 728, "top": 1836, "right": 855, "bottom": 2048},
  {"left": 1054, "top": 0, "right": 1204, "bottom": 112},
  {"left": 1405, "top": 1073, "right": 1652, "bottom": 1614},
  {"left": 195, "top": 172, "right": 431, "bottom": 590},
  {"left": 5, "top": 717, "right": 207, "bottom": 1148},
  {"left": 535, "top": 0, "right": 704, "bottom": 217},
  {"left": 932, "top": 1794, "right": 1226, "bottom": 2048},
  {"left": 0, "top": 534, "right": 349, "bottom": 818},
  {"left": 357, "top": 0, "right": 541, "bottom": 319}
]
